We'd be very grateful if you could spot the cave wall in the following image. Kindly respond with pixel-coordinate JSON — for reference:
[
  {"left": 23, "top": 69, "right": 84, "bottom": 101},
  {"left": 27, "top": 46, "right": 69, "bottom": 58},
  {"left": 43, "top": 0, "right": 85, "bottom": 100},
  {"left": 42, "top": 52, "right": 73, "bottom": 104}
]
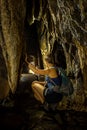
[
  {"left": 0, "top": 46, "right": 10, "bottom": 99},
  {"left": 0, "top": 0, "right": 26, "bottom": 93},
  {"left": 0, "top": 0, "right": 87, "bottom": 110},
  {"left": 26, "top": 0, "right": 87, "bottom": 110}
]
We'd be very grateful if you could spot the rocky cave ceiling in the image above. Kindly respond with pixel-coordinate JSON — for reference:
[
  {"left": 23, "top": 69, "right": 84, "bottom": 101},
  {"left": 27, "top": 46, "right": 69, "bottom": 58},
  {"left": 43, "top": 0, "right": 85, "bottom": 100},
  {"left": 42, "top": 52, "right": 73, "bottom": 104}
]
[{"left": 0, "top": 0, "right": 87, "bottom": 111}]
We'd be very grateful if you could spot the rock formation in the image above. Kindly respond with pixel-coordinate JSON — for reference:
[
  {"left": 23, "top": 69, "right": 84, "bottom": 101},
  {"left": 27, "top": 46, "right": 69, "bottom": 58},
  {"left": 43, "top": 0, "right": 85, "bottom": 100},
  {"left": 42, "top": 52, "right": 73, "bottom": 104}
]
[{"left": 0, "top": 0, "right": 87, "bottom": 111}]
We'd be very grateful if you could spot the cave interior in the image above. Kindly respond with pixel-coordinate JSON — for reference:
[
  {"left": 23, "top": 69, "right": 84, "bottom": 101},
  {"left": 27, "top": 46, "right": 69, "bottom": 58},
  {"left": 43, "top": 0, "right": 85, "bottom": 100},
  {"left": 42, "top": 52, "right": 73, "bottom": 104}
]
[{"left": 0, "top": 0, "right": 87, "bottom": 129}]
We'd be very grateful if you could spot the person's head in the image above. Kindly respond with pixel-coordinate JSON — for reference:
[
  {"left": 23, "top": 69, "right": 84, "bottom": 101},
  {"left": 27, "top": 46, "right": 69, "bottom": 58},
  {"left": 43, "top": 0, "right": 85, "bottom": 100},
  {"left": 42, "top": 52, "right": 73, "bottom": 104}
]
[{"left": 45, "top": 53, "right": 54, "bottom": 65}]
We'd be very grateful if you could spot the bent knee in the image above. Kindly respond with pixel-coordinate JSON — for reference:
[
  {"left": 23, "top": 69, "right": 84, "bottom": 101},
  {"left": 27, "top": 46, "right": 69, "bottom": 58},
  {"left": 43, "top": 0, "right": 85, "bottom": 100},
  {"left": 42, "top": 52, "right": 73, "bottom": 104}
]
[
  {"left": 31, "top": 81, "right": 44, "bottom": 91},
  {"left": 31, "top": 80, "right": 42, "bottom": 87},
  {"left": 31, "top": 81, "right": 38, "bottom": 90},
  {"left": 31, "top": 81, "right": 37, "bottom": 87}
]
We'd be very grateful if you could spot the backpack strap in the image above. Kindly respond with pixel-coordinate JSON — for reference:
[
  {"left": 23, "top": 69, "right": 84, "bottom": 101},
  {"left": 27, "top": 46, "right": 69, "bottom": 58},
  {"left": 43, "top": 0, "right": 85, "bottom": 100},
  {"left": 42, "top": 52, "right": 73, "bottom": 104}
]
[
  {"left": 48, "top": 77, "right": 61, "bottom": 93},
  {"left": 48, "top": 77, "right": 57, "bottom": 86}
]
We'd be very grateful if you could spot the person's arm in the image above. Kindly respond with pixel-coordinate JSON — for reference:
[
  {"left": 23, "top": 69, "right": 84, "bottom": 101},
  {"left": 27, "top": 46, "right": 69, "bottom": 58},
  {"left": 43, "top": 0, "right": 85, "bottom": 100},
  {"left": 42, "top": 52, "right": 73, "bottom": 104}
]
[{"left": 29, "top": 63, "right": 50, "bottom": 75}]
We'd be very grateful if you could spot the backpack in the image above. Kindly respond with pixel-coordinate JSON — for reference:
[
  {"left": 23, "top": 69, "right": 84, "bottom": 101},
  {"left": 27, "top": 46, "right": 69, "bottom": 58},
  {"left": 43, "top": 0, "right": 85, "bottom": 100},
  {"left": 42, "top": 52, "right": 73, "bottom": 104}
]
[{"left": 57, "top": 67, "right": 74, "bottom": 96}]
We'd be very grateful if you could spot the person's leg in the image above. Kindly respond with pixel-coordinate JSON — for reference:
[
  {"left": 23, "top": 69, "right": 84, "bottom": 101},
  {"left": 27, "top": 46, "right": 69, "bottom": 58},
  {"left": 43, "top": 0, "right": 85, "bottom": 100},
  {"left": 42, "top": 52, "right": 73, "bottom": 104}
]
[
  {"left": 32, "top": 80, "right": 45, "bottom": 86},
  {"left": 34, "top": 90, "right": 44, "bottom": 103},
  {"left": 31, "top": 81, "right": 45, "bottom": 104}
]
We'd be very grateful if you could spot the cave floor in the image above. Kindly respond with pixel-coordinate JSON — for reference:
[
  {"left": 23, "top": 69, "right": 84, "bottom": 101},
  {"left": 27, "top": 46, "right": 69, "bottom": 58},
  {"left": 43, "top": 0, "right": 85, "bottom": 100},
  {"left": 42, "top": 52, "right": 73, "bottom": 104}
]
[{"left": 0, "top": 74, "right": 87, "bottom": 130}]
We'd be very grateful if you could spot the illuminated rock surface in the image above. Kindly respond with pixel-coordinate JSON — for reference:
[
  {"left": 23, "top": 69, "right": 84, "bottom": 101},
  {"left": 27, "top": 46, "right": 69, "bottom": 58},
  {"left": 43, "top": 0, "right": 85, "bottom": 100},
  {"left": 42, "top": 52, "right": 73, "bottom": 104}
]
[{"left": 0, "top": 0, "right": 87, "bottom": 111}]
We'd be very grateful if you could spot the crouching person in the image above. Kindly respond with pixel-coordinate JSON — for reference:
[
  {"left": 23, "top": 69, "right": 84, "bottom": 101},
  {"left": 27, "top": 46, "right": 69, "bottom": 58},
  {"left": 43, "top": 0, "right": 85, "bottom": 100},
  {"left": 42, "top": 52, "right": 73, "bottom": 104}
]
[{"left": 25, "top": 53, "right": 63, "bottom": 111}]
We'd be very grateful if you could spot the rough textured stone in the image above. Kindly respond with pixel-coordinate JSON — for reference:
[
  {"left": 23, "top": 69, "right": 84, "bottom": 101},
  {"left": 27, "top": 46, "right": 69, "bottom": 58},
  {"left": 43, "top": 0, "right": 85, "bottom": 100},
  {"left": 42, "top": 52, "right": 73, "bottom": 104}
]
[
  {"left": 0, "top": 0, "right": 87, "bottom": 111},
  {"left": 0, "top": 0, "right": 26, "bottom": 93}
]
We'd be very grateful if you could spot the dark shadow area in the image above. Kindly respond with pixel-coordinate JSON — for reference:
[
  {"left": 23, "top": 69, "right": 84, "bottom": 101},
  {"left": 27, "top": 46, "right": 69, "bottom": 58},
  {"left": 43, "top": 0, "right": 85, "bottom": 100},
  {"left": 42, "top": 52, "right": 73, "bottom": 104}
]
[
  {"left": 0, "top": 74, "right": 87, "bottom": 130},
  {"left": 52, "top": 40, "right": 66, "bottom": 69},
  {"left": 24, "top": 20, "right": 43, "bottom": 68}
]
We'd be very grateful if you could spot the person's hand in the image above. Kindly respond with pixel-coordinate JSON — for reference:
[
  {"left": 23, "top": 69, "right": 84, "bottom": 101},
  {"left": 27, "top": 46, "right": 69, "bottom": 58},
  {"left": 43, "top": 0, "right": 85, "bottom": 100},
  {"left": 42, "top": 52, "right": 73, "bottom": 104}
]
[
  {"left": 28, "top": 63, "right": 36, "bottom": 74},
  {"left": 29, "top": 63, "right": 35, "bottom": 68}
]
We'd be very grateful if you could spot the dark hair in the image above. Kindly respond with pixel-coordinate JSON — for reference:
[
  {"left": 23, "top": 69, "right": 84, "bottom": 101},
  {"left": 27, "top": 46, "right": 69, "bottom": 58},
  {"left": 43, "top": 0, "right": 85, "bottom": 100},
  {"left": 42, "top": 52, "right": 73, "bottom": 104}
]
[{"left": 45, "top": 53, "right": 54, "bottom": 64}]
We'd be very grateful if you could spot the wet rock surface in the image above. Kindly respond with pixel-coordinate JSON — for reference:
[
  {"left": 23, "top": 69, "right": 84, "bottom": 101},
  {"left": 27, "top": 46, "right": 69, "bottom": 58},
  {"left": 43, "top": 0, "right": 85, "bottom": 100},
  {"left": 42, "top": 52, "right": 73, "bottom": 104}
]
[{"left": 0, "top": 74, "right": 87, "bottom": 130}]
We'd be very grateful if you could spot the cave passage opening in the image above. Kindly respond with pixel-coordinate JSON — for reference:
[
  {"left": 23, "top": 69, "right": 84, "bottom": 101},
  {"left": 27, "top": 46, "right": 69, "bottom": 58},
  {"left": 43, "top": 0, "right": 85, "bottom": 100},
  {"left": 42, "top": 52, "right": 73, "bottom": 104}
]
[{"left": 24, "top": 21, "right": 43, "bottom": 69}]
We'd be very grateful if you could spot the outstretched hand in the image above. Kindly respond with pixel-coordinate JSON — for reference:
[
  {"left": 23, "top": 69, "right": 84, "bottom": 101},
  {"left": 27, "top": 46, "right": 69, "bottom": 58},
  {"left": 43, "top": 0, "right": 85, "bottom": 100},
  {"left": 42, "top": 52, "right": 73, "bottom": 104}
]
[{"left": 29, "top": 63, "right": 35, "bottom": 69}]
